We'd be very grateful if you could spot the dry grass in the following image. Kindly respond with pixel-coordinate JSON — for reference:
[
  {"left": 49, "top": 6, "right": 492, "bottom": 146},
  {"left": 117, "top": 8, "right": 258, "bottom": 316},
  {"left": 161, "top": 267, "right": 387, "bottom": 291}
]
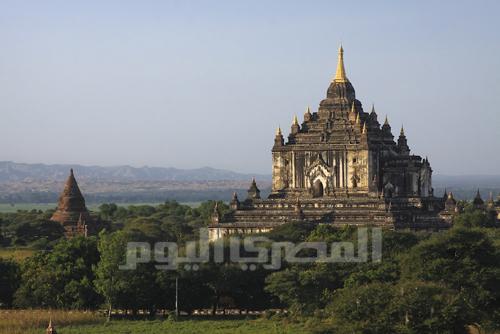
[
  {"left": 0, "top": 248, "right": 35, "bottom": 262},
  {"left": 0, "top": 309, "right": 102, "bottom": 334}
]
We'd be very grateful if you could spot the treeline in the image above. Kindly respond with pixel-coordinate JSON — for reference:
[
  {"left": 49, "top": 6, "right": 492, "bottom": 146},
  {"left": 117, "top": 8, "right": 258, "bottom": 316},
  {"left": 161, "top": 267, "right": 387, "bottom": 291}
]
[
  {"left": 0, "top": 188, "right": 272, "bottom": 204},
  {"left": 0, "top": 201, "right": 499, "bottom": 333},
  {"left": 0, "top": 209, "right": 64, "bottom": 248}
]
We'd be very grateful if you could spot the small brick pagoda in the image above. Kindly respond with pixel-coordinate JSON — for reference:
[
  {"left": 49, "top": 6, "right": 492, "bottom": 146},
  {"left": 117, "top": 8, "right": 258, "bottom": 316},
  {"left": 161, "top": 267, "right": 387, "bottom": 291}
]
[{"left": 50, "top": 169, "right": 92, "bottom": 237}]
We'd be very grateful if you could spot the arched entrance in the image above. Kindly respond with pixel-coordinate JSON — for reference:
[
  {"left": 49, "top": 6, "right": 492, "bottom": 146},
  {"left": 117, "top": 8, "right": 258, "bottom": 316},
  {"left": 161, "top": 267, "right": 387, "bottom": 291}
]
[{"left": 312, "top": 179, "right": 324, "bottom": 198}]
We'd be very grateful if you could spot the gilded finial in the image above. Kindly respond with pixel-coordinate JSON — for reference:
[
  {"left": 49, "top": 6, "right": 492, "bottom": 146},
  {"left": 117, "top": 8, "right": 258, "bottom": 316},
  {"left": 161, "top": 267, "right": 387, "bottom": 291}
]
[
  {"left": 362, "top": 122, "right": 367, "bottom": 134},
  {"left": 333, "top": 44, "right": 349, "bottom": 83},
  {"left": 400, "top": 125, "right": 405, "bottom": 136},
  {"left": 355, "top": 113, "right": 360, "bottom": 124},
  {"left": 350, "top": 101, "right": 356, "bottom": 114},
  {"left": 293, "top": 115, "right": 299, "bottom": 125},
  {"left": 276, "top": 126, "right": 282, "bottom": 136},
  {"left": 384, "top": 115, "right": 389, "bottom": 125},
  {"left": 306, "top": 106, "right": 311, "bottom": 114}
]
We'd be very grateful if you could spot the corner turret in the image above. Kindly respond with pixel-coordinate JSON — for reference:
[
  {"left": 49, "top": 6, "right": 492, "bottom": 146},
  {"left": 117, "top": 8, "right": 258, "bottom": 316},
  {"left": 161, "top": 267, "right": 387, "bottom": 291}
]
[
  {"left": 274, "top": 126, "right": 284, "bottom": 147},
  {"left": 230, "top": 192, "right": 240, "bottom": 210},
  {"left": 291, "top": 115, "right": 300, "bottom": 135},
  {"left": 211, "top": 202, "right": 221, "bottom": 224},
  {"left": 473, "top": 190, "right": 485, "bottom": 210},
  {"left": 381, "top": 115, "right": 393, "bottom": 139},
  {"left": 304, "top": 106, "right": 312, "bottom": 122},
  {"left": 398, "top": 125, "right": 410, "bottom": 155},
  {"left": 247, "top": 178, "right": 261, "bottom": 200}
]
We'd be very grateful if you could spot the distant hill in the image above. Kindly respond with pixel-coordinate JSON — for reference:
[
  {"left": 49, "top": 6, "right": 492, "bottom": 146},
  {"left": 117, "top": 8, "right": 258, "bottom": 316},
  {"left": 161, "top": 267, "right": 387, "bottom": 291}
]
[
  {"left": 433, "top": 174, "right": 500, "bottom": 201},
  {"left": 0, "top": 161, "right": 498, "bottom": 204},
  {"left": 0, "top": 161, "right": 271, "bottom": 182},
  {"left": 0, "top": 161, "right": 272, "bottom": 204},
  {"left": 433, "top": 174, "right": 500, "bottom": 188}
]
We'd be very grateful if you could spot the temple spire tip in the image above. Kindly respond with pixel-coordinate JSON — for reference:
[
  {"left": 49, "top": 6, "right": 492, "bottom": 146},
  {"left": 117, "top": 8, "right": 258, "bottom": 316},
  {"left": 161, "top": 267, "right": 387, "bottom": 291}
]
[{"left": 333, "top": 44, "right": 349, "bottom": 83}]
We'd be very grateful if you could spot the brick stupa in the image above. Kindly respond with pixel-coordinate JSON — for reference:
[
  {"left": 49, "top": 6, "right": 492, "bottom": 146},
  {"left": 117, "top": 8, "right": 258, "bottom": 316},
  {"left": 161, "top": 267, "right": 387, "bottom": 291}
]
[{"left": 50, "top": 169, "right": 91, "bottom": 237}]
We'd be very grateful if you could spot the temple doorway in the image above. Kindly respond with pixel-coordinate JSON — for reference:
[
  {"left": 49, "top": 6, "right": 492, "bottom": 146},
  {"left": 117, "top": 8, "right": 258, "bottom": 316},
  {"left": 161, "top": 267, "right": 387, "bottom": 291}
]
[{"left": 312, "top": 179, "right": 324, "bottom": 198}]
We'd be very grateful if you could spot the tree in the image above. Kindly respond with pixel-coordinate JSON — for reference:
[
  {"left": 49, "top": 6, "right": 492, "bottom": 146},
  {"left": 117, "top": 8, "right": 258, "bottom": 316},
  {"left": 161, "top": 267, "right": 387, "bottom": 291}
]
[
  {"left": 265, "top": 221, "right": 316, "bottom": 242},
  {"left": 401, "top": 227, "right": 500, "bottom": 327},
  {"left": 98, "top": 203, "right": 118, "bottom": 220},
  {"left": 327, "top": 282, "right": 396, "bottom": 333},
  {"left": 94, "top": 230, "right": 167, "bottom": 318},
  {"left": 266, "top": 262, "right": 349, "bottom": 314},
  {"left": 326, "top": 281, "right": 469, "bottom": 334},
  {"left": 392, "top": 281, "right": 467, "bottom": 334},
  {"left": 13, "top": 236, "right": 101, "bottom": 309},
  {"left": 94, "top": 230, "right": 129, "bottom": 320},
  {"left": 453, "top": 207, "right": 498, "bottom": 228},
  {"left": 0, "top": 258, "right": 20, "bottom": 308}
]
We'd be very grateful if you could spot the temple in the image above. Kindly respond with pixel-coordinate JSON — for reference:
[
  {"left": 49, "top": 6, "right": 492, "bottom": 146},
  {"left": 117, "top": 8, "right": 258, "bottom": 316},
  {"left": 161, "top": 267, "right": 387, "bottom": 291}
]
[
  {"left": 50, "top": 169, "right": 93, "bottom": 238},
  {"left": 209, "top": 46, "right": 451, "bottom": 240}
]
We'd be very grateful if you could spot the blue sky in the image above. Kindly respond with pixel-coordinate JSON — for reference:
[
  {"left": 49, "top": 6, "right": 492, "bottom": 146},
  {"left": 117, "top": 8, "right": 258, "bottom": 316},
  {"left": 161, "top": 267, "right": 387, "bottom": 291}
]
[{"left": 0, "top": 0, "right": 499, "bottom": 174}]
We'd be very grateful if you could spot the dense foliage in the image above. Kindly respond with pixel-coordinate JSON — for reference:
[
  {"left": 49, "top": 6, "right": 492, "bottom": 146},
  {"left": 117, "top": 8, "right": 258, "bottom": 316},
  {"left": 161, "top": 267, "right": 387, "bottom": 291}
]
[
  {"left": 0, "top": 200, "right": 498, "bottom": 333},
  {"left": 0, "top": 209, "right": 64, "bottom": 248}
]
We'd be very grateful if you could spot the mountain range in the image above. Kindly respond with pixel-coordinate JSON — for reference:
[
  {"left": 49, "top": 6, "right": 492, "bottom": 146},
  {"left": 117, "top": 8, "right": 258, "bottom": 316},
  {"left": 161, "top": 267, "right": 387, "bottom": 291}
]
[
  {"left": 0, "top": 161, "right": 498, "bottom": 203},
  {"left": 0, "top": 161, "right": 271, "bottom": 182}
]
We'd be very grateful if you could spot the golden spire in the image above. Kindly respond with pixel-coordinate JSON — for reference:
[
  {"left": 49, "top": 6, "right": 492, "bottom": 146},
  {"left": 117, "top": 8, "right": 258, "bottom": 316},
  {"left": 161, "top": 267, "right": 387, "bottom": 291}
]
[
  {"left": 350, "top": 101, "right": 356, "bottom": 114},
  {"left": 384, "top": 115, "right": 389, "bottom": 125},
  {"left": 306, "top": 106, "right": 311, "bottom": 114},
  {"left": 333, "top": 44, "right": 349, "bottom": 83},
  {"left": 355, "top": 113, "right": 360, "bottom": 124},
  {"left": 400, "top": 125, "right": 405, "bottom": 136},
  {"left": 276, "top": 126, "right": 282, "bottom": 136},
  {"left": 293, "top": 115, "right": 299, "bottom": 125},
  {"left": 362, "top": 122, "right": 367, "bottom": 134}
]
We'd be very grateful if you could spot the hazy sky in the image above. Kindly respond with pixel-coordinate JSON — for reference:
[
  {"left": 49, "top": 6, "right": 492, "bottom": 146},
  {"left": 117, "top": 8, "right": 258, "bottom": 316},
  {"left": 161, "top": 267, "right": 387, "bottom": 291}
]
[{"left": 1, "top": 0, "right": 499, "bottom": 175}]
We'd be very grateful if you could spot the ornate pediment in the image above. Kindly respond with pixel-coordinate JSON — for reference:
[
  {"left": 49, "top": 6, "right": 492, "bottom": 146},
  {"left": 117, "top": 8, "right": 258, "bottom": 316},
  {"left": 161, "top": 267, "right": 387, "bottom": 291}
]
[
  {"left": 307, "top": 153, "right": 329, "bottom": 173},
  {"left": 306, "top": 153, "right": 333, "bottom": 196}
]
